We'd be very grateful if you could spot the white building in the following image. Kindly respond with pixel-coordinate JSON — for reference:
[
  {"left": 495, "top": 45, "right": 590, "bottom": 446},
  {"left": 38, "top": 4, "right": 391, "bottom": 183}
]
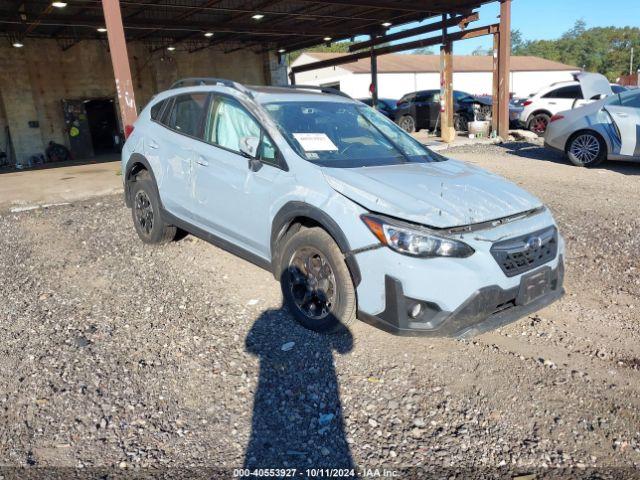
[{"left": 292, "top": 52, "right": 580, "bottom": 100}]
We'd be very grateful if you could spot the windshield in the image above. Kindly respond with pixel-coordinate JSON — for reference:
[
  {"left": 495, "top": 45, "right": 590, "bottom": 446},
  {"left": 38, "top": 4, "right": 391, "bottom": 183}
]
[
  {"left": 604, "top": 89, "right": 640, "bottom": 106},
  {"left": 263, "top": 101, "right": 444, "bottom": 168},
  {"left": 455, "top": 91, "right": 475, "bottom": 102}
]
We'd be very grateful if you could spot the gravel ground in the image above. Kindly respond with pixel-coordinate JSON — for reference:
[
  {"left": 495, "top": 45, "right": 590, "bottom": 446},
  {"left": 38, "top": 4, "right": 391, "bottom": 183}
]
[{"left": 1, "top": 140, "right": 640, "bottom": 478}]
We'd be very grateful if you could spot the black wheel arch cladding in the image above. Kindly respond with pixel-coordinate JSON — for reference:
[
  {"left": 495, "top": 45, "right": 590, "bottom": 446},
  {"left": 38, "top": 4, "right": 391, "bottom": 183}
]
[
  {"left": 124, "top": 153, "right": 159, "bottom": 208},
  {"left": 271, "top": 201, "right": 362, "bottom": 286}
]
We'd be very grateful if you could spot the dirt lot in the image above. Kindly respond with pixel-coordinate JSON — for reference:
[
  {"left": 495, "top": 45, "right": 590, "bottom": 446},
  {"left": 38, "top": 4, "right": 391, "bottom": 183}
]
[{"left": 1, "top": 140, "right": 639, "bottom": 478}]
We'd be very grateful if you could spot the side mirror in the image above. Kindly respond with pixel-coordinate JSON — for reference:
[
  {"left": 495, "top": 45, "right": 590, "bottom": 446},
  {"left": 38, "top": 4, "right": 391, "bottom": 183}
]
[
  {"left": 248, "top": 157, "right": 262, "bottom": 172},
  {"left": 239, "top": 136, "right": 260, "bottom": 158}
]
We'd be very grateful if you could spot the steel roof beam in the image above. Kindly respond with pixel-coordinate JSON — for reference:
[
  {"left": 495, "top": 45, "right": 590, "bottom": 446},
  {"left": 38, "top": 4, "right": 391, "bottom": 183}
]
[
  {"left": 348, "top": 12, "right": 478, "bottom": 51},
  {"left": 290, "top": 23, "right": 499, "bottom": 74}
]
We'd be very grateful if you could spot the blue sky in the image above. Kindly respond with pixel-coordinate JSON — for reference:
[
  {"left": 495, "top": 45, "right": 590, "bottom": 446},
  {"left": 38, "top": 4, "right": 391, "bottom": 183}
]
[{"left": 387, "top": 0, "right": 640, "bottom": 55}]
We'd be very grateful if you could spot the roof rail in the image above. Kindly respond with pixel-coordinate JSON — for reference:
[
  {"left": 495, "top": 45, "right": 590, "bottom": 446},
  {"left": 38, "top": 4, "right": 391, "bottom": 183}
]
[
  {"left": 285, "top": 84, "right": 352, "bottom": 99},
  {"left": 169, "top": 77, "right": 253, "bottom": 97}
]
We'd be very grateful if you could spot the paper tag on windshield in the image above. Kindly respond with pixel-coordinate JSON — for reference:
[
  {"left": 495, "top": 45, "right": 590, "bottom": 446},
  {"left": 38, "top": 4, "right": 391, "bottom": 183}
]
[{"left": 292, "top": 133, "right": 338, "bottom": 152}]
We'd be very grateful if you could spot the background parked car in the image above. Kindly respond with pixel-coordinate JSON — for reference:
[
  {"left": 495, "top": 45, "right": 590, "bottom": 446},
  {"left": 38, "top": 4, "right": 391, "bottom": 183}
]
[
  {"left": 357, "top": 98, "right": 398, "bottom": 119},
  {"left": 519, "top": 73, "right": 627, "bottom": 135},
  {"left": 473, "top": 94, "right": 523, "bottom": 127},
  {"left": 544, "top": 88, "right": 640, "bottom": 167},
  {"left": 395, "top": 90, "right": 520, "bottom": 133}
]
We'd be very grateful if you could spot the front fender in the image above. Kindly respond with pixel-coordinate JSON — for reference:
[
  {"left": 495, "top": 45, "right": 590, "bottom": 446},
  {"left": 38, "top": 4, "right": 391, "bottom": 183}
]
[{"left": 270, "top": 200, "right": 363, "bottom": 286}]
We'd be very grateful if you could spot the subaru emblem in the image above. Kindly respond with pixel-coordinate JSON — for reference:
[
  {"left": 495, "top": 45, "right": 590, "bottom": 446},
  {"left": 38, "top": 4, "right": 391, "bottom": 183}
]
[{"left": 524, "top": 236, "right": 543, "bottom": 251}]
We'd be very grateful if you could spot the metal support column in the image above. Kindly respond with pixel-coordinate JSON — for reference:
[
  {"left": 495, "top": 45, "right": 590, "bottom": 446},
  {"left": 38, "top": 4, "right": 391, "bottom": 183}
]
[
  {"left": 370, "top": 42, "right": 378, "bottom": 108},
  {"left": 289, "top": 70, "right": 296, "bottom": 86},
  {"left": 491, "top": 33, "right": 500, "bottom": 135},
  {"left": 497, "top": 0, "right": 511, "bottom": 139},
  {"left": 440, "top": 14, "right": 455, "bottom": 143},
  {"left": 102, "top": 0, "right": 137, "bottom": 136},
  {"left": 440, "top": 41, "right": 454, "bottom": 143}
]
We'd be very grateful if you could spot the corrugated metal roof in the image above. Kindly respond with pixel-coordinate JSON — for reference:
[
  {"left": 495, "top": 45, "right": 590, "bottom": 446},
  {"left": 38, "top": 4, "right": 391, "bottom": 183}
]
[
  {"left": 300, "top": 52, "right": 580, "bottom": 73},
  {"left": 0, "top": 0, "right": 495, "bottom": 53}
]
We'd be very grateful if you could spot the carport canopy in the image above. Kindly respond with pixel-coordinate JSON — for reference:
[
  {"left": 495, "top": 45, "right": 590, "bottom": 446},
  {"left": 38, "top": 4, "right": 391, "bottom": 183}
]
[{"left": 0, "top": 0, "right": 511, "bottom": 138}]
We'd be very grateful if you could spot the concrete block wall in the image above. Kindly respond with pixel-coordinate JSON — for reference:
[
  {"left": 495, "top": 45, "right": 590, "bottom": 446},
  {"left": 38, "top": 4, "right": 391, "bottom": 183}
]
[
  {"left": 0, "top": 45, "right": 44, "bottom": 165},
  {"left": 0, "top": 39, "right": 286, "bottom": 165},
  {"left": 0, "top": 90, "right": 10, "bottom": 160}
]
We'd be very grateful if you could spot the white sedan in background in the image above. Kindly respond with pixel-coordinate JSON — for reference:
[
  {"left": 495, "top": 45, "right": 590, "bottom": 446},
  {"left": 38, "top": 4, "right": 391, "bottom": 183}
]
[
  {"left": 544, "top": 88, "right": 640, "bottom": 167},
  {"left": 519, "top": 72, "right": 627, "bottom": 135}
]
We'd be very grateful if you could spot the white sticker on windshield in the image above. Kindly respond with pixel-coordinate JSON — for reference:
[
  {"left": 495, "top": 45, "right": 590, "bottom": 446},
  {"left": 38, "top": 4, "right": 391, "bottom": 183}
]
[{"left": 292, "top": 133, "right": 338, "bottom": 152}]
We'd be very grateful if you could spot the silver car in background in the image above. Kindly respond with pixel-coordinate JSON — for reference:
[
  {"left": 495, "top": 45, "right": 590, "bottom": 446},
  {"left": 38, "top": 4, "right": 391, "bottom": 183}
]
[{"left": 545, "top": 87, "right": 640, "bottom": 167}]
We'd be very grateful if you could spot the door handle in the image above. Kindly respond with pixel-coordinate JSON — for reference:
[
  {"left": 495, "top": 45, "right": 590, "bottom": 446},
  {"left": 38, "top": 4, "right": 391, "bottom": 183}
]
[
  {"left": 148, "top": 139, "right": 159, "bottom": 149},
  {"left": 548, "top": 102, "right": 557, "bottom": 105},
  {"left": 195, "top": 156, "right": 209, "bottom": 167},
  {"left": 614, "top": 112, "right": 629, "bottom": 118}
]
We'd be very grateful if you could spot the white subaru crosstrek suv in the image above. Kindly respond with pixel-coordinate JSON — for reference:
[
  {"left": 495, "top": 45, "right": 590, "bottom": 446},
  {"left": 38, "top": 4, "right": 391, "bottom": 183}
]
[
  {"left": 122, "top": 78, "right": 565, "bottom": 338},
  {"left": 519, "top": 73, "right": 627, "bottom": 135}
]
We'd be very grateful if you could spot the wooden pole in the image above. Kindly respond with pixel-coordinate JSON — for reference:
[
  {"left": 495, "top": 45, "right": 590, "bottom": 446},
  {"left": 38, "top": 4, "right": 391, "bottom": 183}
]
[
  {"left": 491, "top": 32, "right": 500, "bottom": 135},
  {"left": 440, "top": 41, "right": 455, "bottom": 143},
  {"left": 370, "top": 42, "right": 378, "bottom": 108},
  {"left": 498, "top": 0, "right": 511, "bottom": 139},
  {"left": 101, "top": 0, "right": 137, "bottom": 136}
]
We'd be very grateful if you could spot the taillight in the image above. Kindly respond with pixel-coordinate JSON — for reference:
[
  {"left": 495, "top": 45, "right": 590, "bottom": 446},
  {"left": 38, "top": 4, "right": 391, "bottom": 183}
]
[
  {"left": 523, "top": 100, "right": 533, "bottom": 107},
  {"left": 549, "top": 114, "right": 564, "bottom": 123},
  {"left": 124, "top": 124, "right": 135, "bottom": 139}
]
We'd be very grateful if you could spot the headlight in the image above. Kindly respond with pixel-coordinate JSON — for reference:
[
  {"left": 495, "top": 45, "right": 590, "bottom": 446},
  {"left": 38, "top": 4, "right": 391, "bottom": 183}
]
[{"left": 361, "top": 214, "right": 474, "bottom": 258}]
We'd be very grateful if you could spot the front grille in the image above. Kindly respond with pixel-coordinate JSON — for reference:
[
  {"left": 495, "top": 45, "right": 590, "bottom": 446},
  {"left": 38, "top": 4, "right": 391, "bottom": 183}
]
[{"left": 490, "top": 226, "right": 558, "bottom": 277}]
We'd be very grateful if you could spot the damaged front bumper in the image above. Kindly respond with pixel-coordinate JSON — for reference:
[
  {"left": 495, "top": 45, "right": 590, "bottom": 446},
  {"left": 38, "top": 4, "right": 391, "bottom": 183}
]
[{"left": 357, "top": 257, "right": 564, "bottom": 339}]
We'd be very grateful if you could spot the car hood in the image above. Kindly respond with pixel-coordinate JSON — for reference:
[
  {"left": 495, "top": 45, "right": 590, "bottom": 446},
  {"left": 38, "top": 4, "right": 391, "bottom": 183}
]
[
  {"left": 322, "top": 159, "right": 543, "bottom": 228},
  {"left": 575, "top": 72, "right": 613, "bottom": 100}
]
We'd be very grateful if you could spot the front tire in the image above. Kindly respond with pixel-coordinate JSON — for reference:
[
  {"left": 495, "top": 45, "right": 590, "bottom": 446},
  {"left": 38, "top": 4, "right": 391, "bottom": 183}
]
[
  {"left": 398, "top": 115, "right": 416, "bottom": 133},
  {"left": 566, "top": 131, "right": 606, "bottom": 167},
  {"left": 279, "top": 227, "right": 356, "bottom": 333},
  {"left": 130, "top": 170, "right": 177, "bottom": 244}
]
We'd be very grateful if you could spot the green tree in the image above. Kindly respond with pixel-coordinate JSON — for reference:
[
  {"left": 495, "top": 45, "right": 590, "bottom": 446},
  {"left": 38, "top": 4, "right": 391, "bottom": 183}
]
[
  {"left": 471, "top": 45, "right": 491, "bottom": 56},
  {"left": 409, "top": 47, "right": 435, "bottom": 55},
  {"left": 511, "top": 29, "right": 527, "bottom": 54},
  {"left": 514, "top": 21, "right": 640, "bottom": 81},
  {"left": 289, "top": 41, "right": 356, "bottom": 63}
]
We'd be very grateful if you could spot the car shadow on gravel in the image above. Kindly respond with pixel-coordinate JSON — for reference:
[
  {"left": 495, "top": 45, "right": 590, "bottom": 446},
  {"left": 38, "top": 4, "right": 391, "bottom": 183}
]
[
  {"left": 499, "top": 141, "right": 640, "bottom": 175},
  {"left": 244, "top": 306, "right": 356, "bottom": 473},
  {"left": 499, "top": 142, "right": 569, "bottom": 164}
]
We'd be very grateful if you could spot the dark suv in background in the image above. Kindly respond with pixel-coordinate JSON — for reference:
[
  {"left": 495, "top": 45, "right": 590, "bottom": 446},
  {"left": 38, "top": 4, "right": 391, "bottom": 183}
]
[
  {"left": 395, "top": 90, "right": 522, "bottom": 133},
  {"left": 357, "top": 98, "right": 398, "bottom": 119},
  {"left": 394, "top": 90, "right": 478, "bottom": 133}
]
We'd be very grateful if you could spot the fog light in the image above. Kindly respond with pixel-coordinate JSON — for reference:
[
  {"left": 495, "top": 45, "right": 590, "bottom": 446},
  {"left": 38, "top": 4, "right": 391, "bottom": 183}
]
[{"left": 409, "top": 303, "right": 423, "bottom": 319}]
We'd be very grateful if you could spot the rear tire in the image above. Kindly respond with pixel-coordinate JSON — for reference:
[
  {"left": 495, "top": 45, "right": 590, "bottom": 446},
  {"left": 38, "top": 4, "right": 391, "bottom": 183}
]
[
  {"left": 130, "top": 170, "right": 177, "bottom": 244},
  {"left": 454, "top": 114, "right": 468, "bottom": 132},
  {"left": 566, "top": 131, "right": 606, "bottom": 168},
  {"left": 279, "top": 227, "right": 356, "bottom": 333},
  {"left": 527, "top": 112, "right": 551, "bottom": 136},
  {"left": 397, "top": 115, "right": 416, "bottom": 133}
]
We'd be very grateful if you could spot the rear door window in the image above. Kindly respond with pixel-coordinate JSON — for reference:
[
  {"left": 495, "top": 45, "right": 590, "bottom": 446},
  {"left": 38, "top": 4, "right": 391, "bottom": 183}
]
[
  {"left": 543, "top": 85, "right": 583, "bottom": 99},
  {"left": 415, "top": 92, "right": 435, "bottom": 103},
  {"left": 164, "top": 93, "right": 209, "bottom": 138}
]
